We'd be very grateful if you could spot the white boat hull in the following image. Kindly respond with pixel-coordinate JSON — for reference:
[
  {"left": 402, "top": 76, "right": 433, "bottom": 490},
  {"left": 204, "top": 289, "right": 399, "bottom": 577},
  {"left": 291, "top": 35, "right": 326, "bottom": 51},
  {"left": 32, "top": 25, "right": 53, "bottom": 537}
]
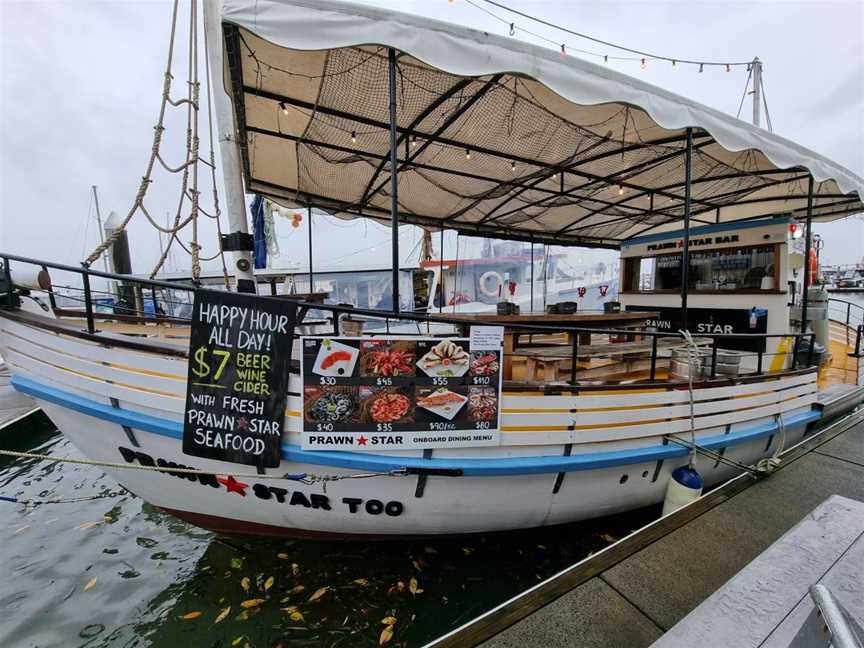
[{"left": 0, "top": 313, "right": 821, "bottom": 538}]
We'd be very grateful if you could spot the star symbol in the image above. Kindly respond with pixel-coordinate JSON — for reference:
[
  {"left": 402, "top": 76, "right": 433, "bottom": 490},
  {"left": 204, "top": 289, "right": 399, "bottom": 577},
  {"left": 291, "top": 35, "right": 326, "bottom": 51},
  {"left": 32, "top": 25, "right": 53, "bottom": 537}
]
[
  {"left": 357, "top": 435, "right": 368, "bottom": 446},
  {"left": 236, "top": 417, "right": 249, "bottom": 431},
  {"left": 217, "top": 475, "right": 248, "bottom": 496}
]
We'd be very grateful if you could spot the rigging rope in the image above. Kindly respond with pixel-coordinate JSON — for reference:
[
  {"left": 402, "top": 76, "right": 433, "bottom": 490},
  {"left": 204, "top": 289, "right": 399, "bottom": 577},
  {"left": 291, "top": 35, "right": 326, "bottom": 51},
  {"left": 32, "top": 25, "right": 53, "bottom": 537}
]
[
  {"left": 0, "top": 448, "right": 409, "bottom": 487},
  {"left": 678, "top": 329, "right": 700, "bottom": 469}
]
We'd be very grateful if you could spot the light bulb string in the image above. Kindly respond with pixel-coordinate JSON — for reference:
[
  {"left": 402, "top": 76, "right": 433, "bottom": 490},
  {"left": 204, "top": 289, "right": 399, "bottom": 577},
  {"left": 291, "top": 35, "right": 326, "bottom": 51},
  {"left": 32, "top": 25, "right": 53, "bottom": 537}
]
[{"left": 463, "top": 0, "right": 753, "bottom": 70}]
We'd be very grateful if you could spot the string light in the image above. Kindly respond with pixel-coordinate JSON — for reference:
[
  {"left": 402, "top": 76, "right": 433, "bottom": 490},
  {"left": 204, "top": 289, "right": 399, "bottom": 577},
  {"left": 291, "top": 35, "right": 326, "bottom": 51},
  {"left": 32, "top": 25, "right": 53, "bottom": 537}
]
[
  {"left": 411, "top": 135, "right": 418, "bottom": 148},
  {"left": 279, "top": 101, "right": 289, "bottom": 115},
  {"left": 466, "top": 0, "right": 753, "bottom": 73},
  {"left": 351, "top": 130, "right": 357, "bottom": 144},
  {"left": 465, "top": 148, "right": 471, "bottom": 160},
  {"left": 511, "top": 160, "right": 516, "bottom": 172},
  {"left": 618, "top": 185, "right": 625, "bottom": 196}
]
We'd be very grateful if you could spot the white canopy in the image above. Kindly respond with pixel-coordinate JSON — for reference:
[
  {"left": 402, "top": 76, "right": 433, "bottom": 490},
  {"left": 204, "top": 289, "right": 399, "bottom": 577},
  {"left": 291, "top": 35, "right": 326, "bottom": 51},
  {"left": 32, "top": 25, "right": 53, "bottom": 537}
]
[{"left": 219, "top": 0, "right": 863, "bottom": 248}]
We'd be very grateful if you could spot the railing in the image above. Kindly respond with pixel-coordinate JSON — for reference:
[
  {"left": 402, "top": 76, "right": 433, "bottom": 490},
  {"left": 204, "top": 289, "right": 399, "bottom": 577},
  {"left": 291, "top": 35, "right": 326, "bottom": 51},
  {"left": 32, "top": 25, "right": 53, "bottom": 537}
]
[
  {"left": 828, "top": 297, "right": 864, "bottom": 349},
  {"left": 1, "top": 252, "right": 820, "bottom": 386}
]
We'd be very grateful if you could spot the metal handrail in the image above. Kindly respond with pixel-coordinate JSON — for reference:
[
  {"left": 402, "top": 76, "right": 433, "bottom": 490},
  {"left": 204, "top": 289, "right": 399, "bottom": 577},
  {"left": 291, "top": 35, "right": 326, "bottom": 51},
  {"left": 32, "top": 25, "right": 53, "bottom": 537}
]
[{"left": 1, "top": 252, "right": 821, "bottom": 381}]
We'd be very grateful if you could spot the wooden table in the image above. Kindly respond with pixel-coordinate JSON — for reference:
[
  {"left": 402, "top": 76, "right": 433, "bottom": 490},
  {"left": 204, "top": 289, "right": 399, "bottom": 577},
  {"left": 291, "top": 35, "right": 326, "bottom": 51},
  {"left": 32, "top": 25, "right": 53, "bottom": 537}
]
[{"left": 446, "top": 310, "right": 659, "bottom": 379}]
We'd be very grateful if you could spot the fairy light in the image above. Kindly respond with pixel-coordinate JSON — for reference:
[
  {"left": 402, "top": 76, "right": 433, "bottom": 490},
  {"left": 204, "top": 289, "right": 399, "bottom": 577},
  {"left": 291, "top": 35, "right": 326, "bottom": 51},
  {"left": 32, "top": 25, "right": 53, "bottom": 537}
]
[
  {"left": 511, "top": 160, "right": 516, "bottom": 172},
  {"left": 411, "top": 135, "right": 418, "bottom": 148},
  {"left": 509, "top": 22, "right": 515, "bottom": 36},
  {"left": 699, "top": 63, "right": 704, "bottom": 73},
  {"left": 279, "top": 101, "right": 289, "bottom": 115},
  {"left": 672, "top": 60, "right": 677, "bottom": 70},
  {"left": 351, "top": 131, "right": 357, "bottom": 144},
  {"left": 725, "top": 63, "right": 731, "bottom": 72},
  {"left": 618, "top": 185, "right": 625, "bottom": 196},
  {"left": 560, "top": 44, "right": 566, "bottom": 55},
  {"left": 465, "top": 148, "right": 471, "bottom": 160},
  {"left": 640, "top": 58, "right": 646, "bottom": 70},
  {"left": 603, "top": 54, "right": 608, "bottom": 64}
]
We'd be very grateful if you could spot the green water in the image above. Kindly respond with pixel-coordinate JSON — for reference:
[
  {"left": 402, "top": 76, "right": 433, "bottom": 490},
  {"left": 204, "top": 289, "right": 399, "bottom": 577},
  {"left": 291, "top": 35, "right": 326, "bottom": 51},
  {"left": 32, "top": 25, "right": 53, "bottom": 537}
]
[{"left": 0, "top": 413, "right": 658, "bottom": 648}]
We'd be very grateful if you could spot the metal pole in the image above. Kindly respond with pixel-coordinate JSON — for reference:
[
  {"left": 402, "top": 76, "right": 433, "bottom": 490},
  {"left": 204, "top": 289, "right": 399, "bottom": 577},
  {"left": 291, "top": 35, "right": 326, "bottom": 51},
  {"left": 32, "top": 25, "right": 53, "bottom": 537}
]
[
  {"left": 680, "top": 127, "right": 694, "bottom": 331},
  {"left": 388, "top": 48, "right": 400, "bottom": 313},
  {"left": 751, "top": 57, "right": 762, "bottom": 128},
  {"left": 439, "top": 228, "right": 444, "bottom": 313},
  {"left": 530, "top": 238, "right": 535, "bottom": 312},
  {"left": 203, "top": 0, "right": 256, "bottom": 292},
  {"left": 307, "top": 206, "right": 313, "bottom": 294},
  {"left": 798, "top": 175, "right": 815, "bottom": 359}
]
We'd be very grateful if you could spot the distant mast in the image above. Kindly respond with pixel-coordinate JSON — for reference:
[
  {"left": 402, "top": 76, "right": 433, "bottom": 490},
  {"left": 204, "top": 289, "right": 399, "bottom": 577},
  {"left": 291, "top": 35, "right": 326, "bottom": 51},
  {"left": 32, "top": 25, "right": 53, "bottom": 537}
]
[{"left": 751, "top": 57, "right": 762, "bottom": 127}]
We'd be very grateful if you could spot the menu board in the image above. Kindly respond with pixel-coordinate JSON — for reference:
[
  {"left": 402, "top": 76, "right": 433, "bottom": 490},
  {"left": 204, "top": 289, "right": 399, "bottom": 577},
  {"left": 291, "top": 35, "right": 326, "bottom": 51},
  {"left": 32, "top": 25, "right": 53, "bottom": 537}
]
[
  {"left": 182, "top": 290, "right": 296, "bottom": 467},
  {"left": 301, "top": 327, "right": 504, "bottom": 451}
]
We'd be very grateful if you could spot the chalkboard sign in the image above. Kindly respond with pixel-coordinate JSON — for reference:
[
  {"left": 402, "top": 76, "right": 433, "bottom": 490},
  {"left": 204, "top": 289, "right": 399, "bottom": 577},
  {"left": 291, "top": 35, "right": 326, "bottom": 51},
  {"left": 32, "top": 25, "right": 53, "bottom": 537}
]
[{"left": 182, "top": 290, "right": 297, "bottom": 467}]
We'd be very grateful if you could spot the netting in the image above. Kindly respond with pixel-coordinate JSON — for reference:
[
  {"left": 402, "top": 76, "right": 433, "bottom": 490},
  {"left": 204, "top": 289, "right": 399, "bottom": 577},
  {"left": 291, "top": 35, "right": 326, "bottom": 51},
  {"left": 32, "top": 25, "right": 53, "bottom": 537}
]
[{"left": 232, "top": 29, "right": 861, "bottom": 248}]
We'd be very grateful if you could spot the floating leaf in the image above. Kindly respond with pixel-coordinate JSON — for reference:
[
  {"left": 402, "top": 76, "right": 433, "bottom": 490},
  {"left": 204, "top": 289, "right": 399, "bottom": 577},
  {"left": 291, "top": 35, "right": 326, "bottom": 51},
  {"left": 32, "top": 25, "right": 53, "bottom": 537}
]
[
  {"left": 79, "top": 521, "right": 100, "bottom": 530},
  {"left": 277, "top": 553, "right": 289, "bottom": 560},
  {"left": 396, "top": 581, "right": 405, "bottom": 592},
  {"left": 83, "top": 577, "right": 97, "bottom": 592},
  {"left": 289, "top": 610, "right": 305, "bottom": 622},
  {"left": 379, "top": 624, "right": 394, "bottom": 646},
  {"left": 290, "top": 585, "right": 305, "bottom": 594},
  {"left": 231, "top": 638, "right": 244, "bottom": 647},
  {"left": 353, "top": 578, "right": 369, "bottom": 586},
  {"left": 281, "top": 605, "right": 298, "bottom": 614},
  {"left": 600, "top": 533, "right": 617, "bottom": 543},
  {"left": 214, "top": 607, "right": 231, "bottom": 625},
  {"left": 291, "top": 563, "right": 300, "bottom": 577},
  {"left": 537, "top": 544, "right": 547, "bottom": 550},
  {"left": 411, "top": 560, "right": 423, "bottom": 572},
  {"left": 280, "top": 596, "right": 292, "bottom": 604},
  {"left": 424, "top": 546, "right": 437, "bottom": 554},
  {"left": 240, "top": 576, "right": 251, "bottom": 593},
  {"left": 381, "top": 616, "right": 397, "bottom": 626},
  {"left": 180, "top": 611, "right": 202, "bottom": 620},
  {"left": 229, "top": 557, "right": 243, "bottom": 570},
  {"left": 264, "top": 576, "right": 275, "bottom": 591},
  {"left": 308, "top": 586, "right": 330, "bottom": 602},
  {"left": 240, "top": 598, "right": 265, "bottom": 609},
  {"left": 235, "top": 610, "right": 250, "bottom": 622},
  {"left": 409, "top": 577, "right": 424, "bottom": 595},
  {"left": 462, "top": 547, "right": 474, "bottom": 556}
]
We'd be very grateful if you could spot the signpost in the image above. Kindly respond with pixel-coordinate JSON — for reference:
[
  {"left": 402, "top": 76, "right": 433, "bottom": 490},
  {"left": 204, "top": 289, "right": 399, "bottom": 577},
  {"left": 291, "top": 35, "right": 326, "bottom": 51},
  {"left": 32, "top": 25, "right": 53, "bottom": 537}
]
[
  {"left": 182, "top": 290, "right": 296, "bottom": 467},
  {"left": 301, "top": 327, "right": 504, "bottom": 451}
]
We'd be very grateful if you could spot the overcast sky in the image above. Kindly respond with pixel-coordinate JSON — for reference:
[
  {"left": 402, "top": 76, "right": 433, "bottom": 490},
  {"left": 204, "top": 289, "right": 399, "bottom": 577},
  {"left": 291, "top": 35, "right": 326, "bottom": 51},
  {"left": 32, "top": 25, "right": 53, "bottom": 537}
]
[{"left": 1, "top": 0, "right": 862, "bottom": 280}]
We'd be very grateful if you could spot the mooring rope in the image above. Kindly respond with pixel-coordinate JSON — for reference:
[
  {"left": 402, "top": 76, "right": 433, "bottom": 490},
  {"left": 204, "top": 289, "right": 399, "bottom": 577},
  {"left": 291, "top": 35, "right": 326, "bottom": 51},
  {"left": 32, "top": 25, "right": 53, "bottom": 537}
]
[
  {"left": 0, "top": 489, "right": 128, "bottom": 507},
  {"left": 678, "top": 329, "right": 700, "bottom": 469},
  {"left": 0, "top": 448, "right": 409, "bottom": 489}
]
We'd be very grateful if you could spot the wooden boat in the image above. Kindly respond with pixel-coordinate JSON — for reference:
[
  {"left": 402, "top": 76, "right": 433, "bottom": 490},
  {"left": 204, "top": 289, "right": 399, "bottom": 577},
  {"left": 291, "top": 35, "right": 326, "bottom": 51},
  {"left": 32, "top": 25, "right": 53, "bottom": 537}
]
[{"left": 1, "top": 0, "right": 863, "bottom": 538}]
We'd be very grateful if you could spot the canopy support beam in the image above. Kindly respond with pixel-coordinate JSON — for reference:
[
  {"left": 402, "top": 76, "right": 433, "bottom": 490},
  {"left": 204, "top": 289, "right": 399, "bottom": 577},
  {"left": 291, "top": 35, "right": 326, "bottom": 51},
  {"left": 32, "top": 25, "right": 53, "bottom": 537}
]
[
  {"left": 681, "top": 128, "right": 694, "bottom": 331},
  {"left": 388, "top": 48, "right": 400, "bottom": 313},
  {"left": 798, "top": 175, "right": 815, "bottom": 356},
  {"left": 307, "top": 206, "right": 313, "bottom": 293}
]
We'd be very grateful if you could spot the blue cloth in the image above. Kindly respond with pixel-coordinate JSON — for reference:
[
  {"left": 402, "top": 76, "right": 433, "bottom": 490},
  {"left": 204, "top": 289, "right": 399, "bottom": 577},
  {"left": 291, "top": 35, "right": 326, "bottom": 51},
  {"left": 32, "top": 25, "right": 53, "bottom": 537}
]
[{"left": 251, "top": 194, "right": 267, "bottom": 269}]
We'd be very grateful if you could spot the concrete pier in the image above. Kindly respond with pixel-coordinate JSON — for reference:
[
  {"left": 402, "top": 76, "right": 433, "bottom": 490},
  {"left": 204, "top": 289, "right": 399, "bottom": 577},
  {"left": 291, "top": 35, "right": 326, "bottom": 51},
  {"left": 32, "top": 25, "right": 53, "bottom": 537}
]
[{"left": 426, "top": 409, "right": 864, "bottom": 648}]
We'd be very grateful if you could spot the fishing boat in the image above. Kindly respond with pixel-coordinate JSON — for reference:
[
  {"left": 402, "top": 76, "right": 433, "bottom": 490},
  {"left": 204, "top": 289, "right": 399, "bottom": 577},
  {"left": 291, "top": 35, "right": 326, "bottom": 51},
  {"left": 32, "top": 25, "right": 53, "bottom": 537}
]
[{"left": 1, "top": 0, "right": 863, "bottom": 538}]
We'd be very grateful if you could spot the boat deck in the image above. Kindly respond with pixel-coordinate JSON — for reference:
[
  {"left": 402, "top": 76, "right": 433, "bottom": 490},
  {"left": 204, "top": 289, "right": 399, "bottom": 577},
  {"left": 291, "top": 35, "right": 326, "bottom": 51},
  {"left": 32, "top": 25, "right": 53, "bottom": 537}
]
[{"left": 424, "top": 406, "right": 864, "bottom": 648}]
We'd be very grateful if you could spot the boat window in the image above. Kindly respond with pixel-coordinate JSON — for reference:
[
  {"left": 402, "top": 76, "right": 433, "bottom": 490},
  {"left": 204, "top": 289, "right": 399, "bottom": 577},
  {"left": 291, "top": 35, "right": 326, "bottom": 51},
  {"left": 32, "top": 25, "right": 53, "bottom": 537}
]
[{"left": 625, "top": 245, "right": 778, "bottom": 292}]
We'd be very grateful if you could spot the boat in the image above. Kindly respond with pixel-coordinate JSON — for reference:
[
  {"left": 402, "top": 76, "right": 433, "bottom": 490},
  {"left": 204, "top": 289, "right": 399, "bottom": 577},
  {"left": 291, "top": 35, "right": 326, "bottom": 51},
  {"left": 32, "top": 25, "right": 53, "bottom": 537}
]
[{"left": 1, "top": 0, "right": 863, "bottom": 539}]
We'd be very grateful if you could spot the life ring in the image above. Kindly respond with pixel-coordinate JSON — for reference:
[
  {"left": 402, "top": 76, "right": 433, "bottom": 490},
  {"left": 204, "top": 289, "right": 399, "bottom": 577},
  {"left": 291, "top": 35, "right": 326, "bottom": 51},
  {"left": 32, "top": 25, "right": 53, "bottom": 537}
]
[
  {"left": 808, "top": 248, "right": 818, "bottom": 279},
  {"left": 479, "top": 271, "right": 505, "bottom": 298}
]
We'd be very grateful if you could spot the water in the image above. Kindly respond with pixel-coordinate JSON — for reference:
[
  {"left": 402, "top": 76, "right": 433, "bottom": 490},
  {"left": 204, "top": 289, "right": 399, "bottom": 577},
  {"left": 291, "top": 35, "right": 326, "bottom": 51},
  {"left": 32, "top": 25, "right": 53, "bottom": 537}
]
[{"left": 0, "top": 413, "right": 657, "bottom": 648}]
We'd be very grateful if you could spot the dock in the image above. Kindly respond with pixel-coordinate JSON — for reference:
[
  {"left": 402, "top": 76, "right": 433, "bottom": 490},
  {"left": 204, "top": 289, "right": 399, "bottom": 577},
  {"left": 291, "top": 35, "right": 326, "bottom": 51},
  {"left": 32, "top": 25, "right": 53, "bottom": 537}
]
[{"left": 425, "top": 404, "right": 864, "bottom": 648}]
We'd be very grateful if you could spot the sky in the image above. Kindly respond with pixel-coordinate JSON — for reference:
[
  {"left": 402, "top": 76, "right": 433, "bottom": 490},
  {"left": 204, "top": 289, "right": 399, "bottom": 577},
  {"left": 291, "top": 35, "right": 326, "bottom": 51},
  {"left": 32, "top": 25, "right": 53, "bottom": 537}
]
[{"left": 0, "top": 0, "right": 862, "bottom": 281}]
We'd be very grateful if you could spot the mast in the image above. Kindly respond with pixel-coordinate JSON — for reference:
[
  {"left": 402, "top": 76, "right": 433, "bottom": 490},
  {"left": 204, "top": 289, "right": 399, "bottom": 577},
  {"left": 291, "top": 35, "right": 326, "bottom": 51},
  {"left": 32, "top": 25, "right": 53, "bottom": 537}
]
[
  {"left": 203, "top": 0, "right": 256, "bottom": 293},
  {"left": 751, "top": 57, "right": 762, "bottom": 128},
  {"left": 91, "top": 186, "right": 110, "bottom": 275}
]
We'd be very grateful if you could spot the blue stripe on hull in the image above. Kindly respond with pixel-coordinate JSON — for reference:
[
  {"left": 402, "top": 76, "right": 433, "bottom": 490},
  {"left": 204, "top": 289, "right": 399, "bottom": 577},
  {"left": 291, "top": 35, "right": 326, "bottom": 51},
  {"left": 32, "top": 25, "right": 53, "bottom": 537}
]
[{"left": 11, "top": 374, "right": 821, "bottom": 476}]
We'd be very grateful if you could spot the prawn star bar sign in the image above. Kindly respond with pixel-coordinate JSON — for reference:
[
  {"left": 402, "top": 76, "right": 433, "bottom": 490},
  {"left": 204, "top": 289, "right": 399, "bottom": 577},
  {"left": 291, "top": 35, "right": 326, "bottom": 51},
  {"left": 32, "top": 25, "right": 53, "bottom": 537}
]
[
  {"left": 300, "top": 329, "right": 504, "bottom": 451},
  {"left": 182, "top": 291, "right": 296, "bottom": 467}
]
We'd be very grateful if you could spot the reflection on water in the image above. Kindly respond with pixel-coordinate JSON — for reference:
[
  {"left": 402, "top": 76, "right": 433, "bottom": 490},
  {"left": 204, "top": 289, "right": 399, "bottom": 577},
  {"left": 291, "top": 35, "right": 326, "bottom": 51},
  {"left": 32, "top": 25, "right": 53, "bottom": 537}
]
[{"left": 0, "top": 413, "right": 658, "bottom": 647}]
